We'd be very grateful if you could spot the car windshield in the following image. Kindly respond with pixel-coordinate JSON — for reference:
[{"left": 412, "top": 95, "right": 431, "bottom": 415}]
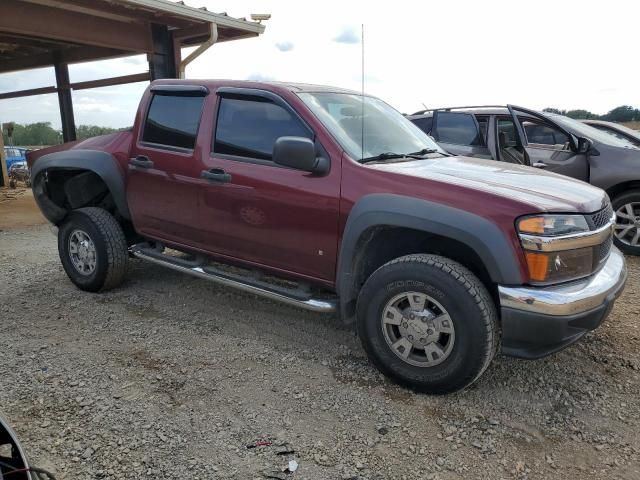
[
  {"left": 544, "top": 113, "right": 640, "bottom": 150},
  {"left": 298, "top": 92, "right": 446, "bottom": 161}
]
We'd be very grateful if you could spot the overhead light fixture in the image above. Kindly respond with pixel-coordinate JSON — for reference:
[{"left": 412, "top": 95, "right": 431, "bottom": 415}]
[{"left": 251, "top": 13, "right": 271, "bottom": 23}]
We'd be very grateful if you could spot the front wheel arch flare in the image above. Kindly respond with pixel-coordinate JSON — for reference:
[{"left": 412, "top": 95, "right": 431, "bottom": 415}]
[{"left": 336, "top": 194, "right": 523, "bottom": 322}]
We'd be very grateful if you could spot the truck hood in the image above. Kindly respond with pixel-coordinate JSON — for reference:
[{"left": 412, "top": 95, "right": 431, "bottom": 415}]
[{"left": 370, "top": 155, "right": 608, "bottom": 213}]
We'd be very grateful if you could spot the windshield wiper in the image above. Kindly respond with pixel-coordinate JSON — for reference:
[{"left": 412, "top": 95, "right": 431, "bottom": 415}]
[
  {"left": 408, "top": 148, "right": 449, "bottom": 157},
  {"left": 360, "top": 152, "right": 411, "bottom": 164},
  {"left": 359, "top": 149, "right": 447, "bottom": 164}
]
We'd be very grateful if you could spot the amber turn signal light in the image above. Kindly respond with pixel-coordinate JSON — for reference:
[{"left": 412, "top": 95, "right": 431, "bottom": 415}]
[
  {"left": 518, "top": 217, "right": 546, "bottom": 235},
  {"left": 524, "top": 251, "right": 550, "bottom": 282}
]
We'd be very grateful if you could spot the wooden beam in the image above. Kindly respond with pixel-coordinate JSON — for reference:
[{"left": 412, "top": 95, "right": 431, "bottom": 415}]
[
  {"left": 70, "top": 72, "right": 150, "bottom": 91},
  {"left": 55, "top": 61, "right": 76, "bottom": 142},
  {"left": 0, "top": 86, "right": 58, "bottom": 100},
  {"left": 0, "top": 34, "right": 75, "bottom": 50},
  {"left": 0, "top": 0, "right": 153, "bottom": 53},
  {"left": 21, "top": 0, "right": 195, "bottom": 29},
  {"left": 21, "top": 0, "right": 147, "bottom": 24},
  {"left": 0, "top": 46, "right": 130, "bottom": 74},
  {"left": 0, "top": 73, "right": 151, "bottom": 100}
]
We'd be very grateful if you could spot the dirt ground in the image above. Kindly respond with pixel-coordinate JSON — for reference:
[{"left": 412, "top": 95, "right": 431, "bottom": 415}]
[
  {"left": 0, "top": 187, "right": 46, "bottom": 230},
  {"left": 0, "top": 194, "right": 639, "bottom": 480}
]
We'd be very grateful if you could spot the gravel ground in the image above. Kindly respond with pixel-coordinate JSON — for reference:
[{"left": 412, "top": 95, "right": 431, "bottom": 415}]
[{"left": 1, "top": 224, "right": 639, "bottom": 480}]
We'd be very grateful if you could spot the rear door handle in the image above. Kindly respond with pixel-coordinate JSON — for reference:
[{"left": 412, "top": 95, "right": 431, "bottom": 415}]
[
  {"left": 532, "top": 162, "right": 547, "bottom": 168},
  {"left": 201, "top": 168, "right": 232, "bottom": 183},
  {"left": 129, "top": 155, "right": 154, "bottom": 169}
]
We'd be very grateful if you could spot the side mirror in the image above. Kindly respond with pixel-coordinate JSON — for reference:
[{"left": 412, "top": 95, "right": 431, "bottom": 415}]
[
  {"left": 577, "top": 137, "right": 592, "bottom": 154},
  {"left": 273, "top": 136, "right": 328, "bottom": 174}
]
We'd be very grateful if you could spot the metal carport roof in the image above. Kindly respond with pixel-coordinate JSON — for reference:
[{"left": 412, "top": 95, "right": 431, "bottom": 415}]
[{"left": 0, "top": 0, "right": 267, "bottom": 185}]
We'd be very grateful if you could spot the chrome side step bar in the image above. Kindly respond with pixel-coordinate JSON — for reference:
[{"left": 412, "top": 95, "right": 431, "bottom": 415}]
[{"left": 130, "top": 246, "right": 337, "bottom": 313}]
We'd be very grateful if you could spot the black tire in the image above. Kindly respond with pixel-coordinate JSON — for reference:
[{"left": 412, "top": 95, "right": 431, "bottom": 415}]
[
  {"left": 58, "top": 207, "right": 128, "bottom": 292},
  {"left": 611, "top": 190, "right": 640, "bottom": 255},
  {"left": 9, "top": 179, "right": 16, "bottom": 189},
  {"left": 356, "top": 254, "right": 499, "bottom": 394}
]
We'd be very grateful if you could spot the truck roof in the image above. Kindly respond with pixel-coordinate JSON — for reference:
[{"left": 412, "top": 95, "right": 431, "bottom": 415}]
[{"left": 150, "top": 78, "right": 362, "bottom": 96}]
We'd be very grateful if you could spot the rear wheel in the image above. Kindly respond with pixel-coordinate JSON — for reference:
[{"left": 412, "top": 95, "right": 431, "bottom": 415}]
[
  {"left": 356, "top": 254, "right": 498, "bottom": 394},
  {"left": 58, "top": 207, "right": 128, "bottom": 292},
  {"left": 612, "top": 190, "right": 640, "bottom": 255}
]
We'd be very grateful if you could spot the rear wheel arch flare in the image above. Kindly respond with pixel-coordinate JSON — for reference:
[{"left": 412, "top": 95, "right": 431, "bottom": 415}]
[{"left": 31, "top": 149, "right": 130, "bottom": 224}]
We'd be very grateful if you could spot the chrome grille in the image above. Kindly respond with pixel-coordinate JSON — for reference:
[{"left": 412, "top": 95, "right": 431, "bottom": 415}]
[
  {"left": 586, "top": 204, "right": 614, "bottom": 270},
  {"left": 587, "top": 203, "right": 614, "bottom": 230},
  {"left": 593, "top": 235, "right": 613, "bottom": 267}
]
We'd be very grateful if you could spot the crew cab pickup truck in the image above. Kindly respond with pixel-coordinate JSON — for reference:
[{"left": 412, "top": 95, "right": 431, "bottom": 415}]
[{"left": 28, "top": 80, "right": 627, "bottom": 394}]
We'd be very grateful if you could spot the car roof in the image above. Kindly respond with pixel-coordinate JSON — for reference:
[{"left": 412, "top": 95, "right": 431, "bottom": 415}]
[
  {"left": 408, "top": 106, "right": 512, "bottom": 118},
  {"left": 150, "top": 78, "right": 362, "bottom": 96}
]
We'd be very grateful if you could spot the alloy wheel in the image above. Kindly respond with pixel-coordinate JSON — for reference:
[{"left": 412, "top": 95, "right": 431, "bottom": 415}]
[
  {"left": 615, "top": 202, "right": 640, "bottom": 246},
  {"left": 68, "top": 229, "right": 97, "bottom": 275},
  {"left": 381, "top": 291, "right": 455, "bottom": 367}
]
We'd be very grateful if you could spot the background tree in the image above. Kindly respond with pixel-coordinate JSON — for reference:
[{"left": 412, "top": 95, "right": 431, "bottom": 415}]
[
  {"left": 2, "top": 123, "right": 120, "bottom": 146},
  {"left": 543, "top": 105, "right": 639, "bottom": 123},
  {"left": 76, "top": 125, "right": 119, "bottom": 140},
  {"left": 603, "top": 105, "right": 638, "bottom": 122},
  {"left": 565, "top": 109, "right": 598, "bottom": 119}
]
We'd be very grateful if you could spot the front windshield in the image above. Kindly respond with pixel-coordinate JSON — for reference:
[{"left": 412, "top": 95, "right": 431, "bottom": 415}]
[
  {"left": 544, "top": 113, "right": 640, "bottom": 150},
  {"left": 298, "top": 92, "right": 445, "bottom": 160}
]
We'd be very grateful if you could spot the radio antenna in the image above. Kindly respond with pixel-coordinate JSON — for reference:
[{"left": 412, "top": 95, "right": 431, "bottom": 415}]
[{"left": 361, "top": 23, "right": 365, "bottom": 161}]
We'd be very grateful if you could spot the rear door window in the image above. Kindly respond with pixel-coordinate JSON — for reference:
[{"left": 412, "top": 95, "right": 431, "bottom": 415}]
[
  {"left": 411, "top": 116, "right": 433, "bottom": 135},
  {"left": 214, "top": 96, "right": 312, "bottom": 161},
  {"left": 475, "top": 115, "right": 489, "bottom": 144},
  {"left": 435, "top": 112, "right": 482, "bottom": 146},
  {"left": 142, "top": 94, "right": 205, "bottom": 150}
]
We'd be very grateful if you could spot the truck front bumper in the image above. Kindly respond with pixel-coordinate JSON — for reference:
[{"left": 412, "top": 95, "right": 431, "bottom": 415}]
[{"left": 498, "top": 247, "right": 627, "bottom": 359}]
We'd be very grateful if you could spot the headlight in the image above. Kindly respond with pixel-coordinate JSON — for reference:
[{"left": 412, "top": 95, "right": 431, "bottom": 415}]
[
  {"left": 518, "top": 214, "right": 589, "bottom": 236},
  {"left": 517, "top": 214, "right": 593, "bottom": 285},
  {"left": 522, "top": 248, "right": 593, "bottom": 283}
]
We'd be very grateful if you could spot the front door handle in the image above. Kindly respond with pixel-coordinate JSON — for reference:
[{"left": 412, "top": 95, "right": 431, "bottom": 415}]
[
  {"left": 201, "top": 168, "right": 232, "bottom": 183},
  {"left": 532, "top": 162, "right": 547, "bottom": 168},
  {"left": 129, "top": 155, "right": 154, "bottom": 169}
]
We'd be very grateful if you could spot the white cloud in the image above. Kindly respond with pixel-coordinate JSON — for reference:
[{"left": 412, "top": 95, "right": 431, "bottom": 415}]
[
  {"left": 333, "top": 26, "right": 360, "bottom": 44},
  {"left": 274, "top": 40, "right": 294, "bottom": 52},
  {"left": 246, "top": 72, "right": 275, "bottom": 81}
]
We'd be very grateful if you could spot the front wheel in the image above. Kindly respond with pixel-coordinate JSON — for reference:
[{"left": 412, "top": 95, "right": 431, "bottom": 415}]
[
  {"left": 612, "top": 190, "right": 640, "bottom": 255},
  {"left": 356, "top": 254, "right": 499, "bottom": 394},
  {"left": 58, "top": 207, "right": 128, "bottom": 292}
]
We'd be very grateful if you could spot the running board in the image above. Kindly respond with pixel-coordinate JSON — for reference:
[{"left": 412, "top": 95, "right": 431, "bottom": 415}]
[{"left": 130, "top": 246, "right": 337, "bottom": 313}]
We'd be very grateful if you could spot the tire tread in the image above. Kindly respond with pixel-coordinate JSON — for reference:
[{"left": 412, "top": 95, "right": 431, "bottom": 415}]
[
  {"left": 358, "top": 253, "right": 499, "bottom": 393},
  {"left": 75, "top": 207, "right": 128, "bottom": 291}
]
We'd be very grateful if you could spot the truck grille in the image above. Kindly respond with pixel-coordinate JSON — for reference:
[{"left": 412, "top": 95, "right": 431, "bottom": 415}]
[
  {"left": 587, "top": 203, "right": 614, "bottom": 270},
  {"left": 593, "top": 235, "right": 613, "bottom": 267},
  {"left": 586, "top": 203, "right": 614, "bottom": 230}
]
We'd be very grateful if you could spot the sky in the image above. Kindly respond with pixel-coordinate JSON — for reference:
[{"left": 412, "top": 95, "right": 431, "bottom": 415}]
[{"left": 1, "top": 0, "right": 638, "bottom": 129}]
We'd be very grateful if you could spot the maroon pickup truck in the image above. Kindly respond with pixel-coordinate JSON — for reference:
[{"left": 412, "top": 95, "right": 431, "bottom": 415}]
[{"left": 28, "top": 80, "right": 627, "bottom": 393}]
